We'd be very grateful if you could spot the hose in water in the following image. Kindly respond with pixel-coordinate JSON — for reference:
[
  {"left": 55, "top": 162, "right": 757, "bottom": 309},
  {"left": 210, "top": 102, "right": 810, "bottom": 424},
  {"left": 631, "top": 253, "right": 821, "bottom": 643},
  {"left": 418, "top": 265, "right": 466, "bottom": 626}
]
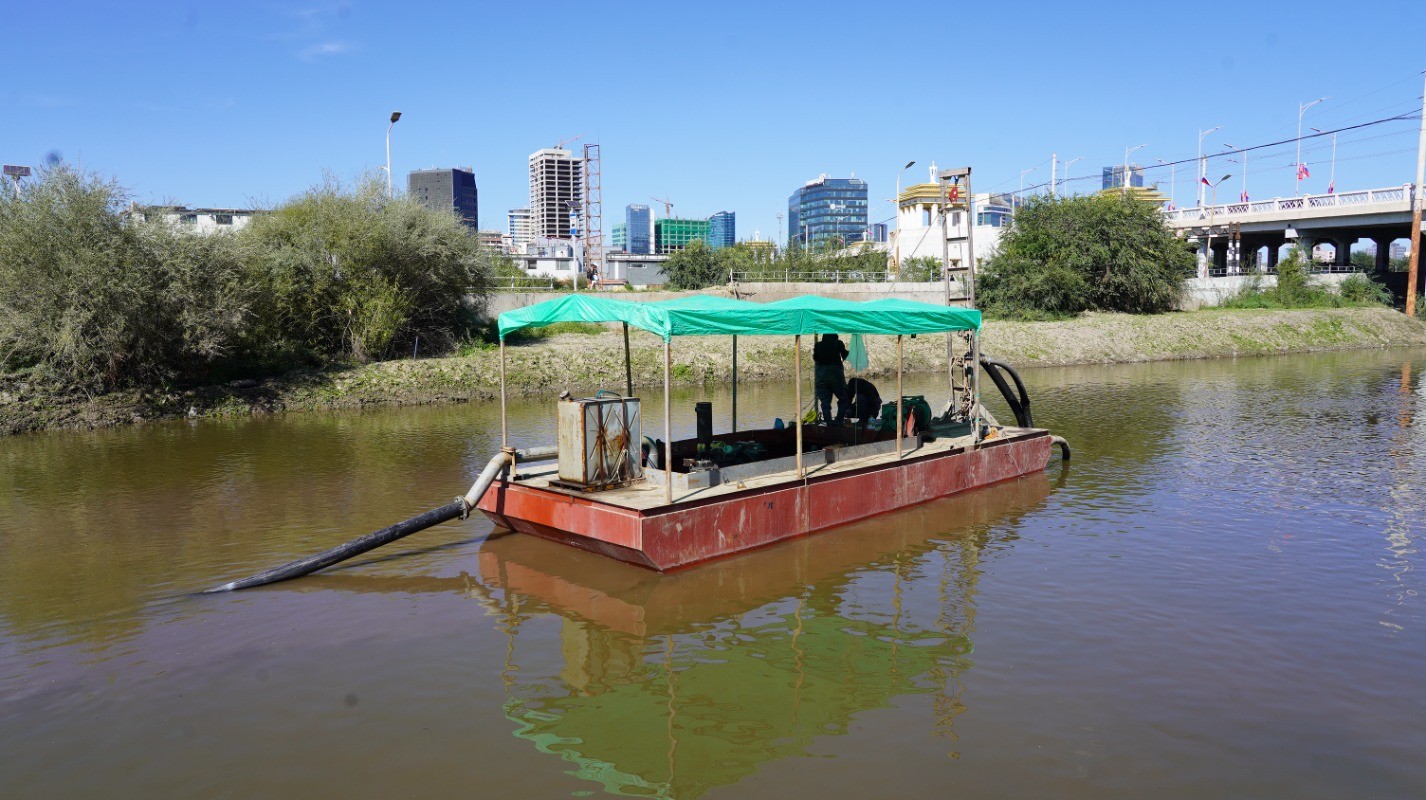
[{"left": 206, "top": 445, "right": 557, "bottom": 593}]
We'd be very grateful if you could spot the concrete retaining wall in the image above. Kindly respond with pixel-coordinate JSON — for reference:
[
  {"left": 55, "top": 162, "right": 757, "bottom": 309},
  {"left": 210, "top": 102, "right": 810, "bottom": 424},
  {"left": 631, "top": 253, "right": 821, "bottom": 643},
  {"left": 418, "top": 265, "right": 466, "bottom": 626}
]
[
  {"left": 1182, "top": 272, "right": 1356, "bottom": 310},
  {"left": 479, "top": 274, "right": 1364, "bottom": 318}
]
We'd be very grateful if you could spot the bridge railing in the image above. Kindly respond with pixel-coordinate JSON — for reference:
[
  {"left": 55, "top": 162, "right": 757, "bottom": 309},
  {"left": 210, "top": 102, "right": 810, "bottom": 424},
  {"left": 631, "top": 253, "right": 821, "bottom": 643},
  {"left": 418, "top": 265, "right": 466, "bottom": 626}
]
[{"left": 1166, "top": 184, "right": 1414, "bottom": 222}]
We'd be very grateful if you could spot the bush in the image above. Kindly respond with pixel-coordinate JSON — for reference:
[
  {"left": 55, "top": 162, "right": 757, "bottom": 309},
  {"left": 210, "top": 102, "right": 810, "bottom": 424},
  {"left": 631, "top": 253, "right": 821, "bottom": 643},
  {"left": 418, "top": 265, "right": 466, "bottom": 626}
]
[
  {"left": 0, "top": 165, "right": 498, "bottom": 393},
  {"left": 978, "top": 193, "right": 1194, "bottom": 317},
  {"left": 238, "top": 176, "right": 495, "bottom": 366},
  {"left": 0, "top": 165, "right": 250, "bottom": 391},
  {"left": 1220, "top": 248, "right": 1392, "bottom": 309},
  {"left": 1337, "top": 273, "right": 1393, "bottom": 305}
]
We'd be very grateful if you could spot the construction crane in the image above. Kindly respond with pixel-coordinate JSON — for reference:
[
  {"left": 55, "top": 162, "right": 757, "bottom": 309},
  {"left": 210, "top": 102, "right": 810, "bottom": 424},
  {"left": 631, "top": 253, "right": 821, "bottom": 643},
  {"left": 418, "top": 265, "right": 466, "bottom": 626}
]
[
  {"left": 650, "top": 196, "right": 674, "bottom": 217},
  {"left": 556, "top": 134, "right": 584, "bottom": 150}
]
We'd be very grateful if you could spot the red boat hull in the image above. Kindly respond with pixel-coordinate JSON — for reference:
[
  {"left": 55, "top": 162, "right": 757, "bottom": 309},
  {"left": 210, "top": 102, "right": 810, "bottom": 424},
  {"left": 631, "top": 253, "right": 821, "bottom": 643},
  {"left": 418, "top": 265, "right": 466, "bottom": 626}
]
[{"left": 479, "top": 431, "right": 1052, "bottom": 571}]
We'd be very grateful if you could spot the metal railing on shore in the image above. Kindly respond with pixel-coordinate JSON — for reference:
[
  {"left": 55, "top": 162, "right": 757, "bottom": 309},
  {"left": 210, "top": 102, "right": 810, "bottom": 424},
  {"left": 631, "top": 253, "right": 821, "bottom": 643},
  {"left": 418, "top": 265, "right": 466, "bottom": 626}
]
[{"left": 728, "top": 270, "right": 907, "bottom": 284}]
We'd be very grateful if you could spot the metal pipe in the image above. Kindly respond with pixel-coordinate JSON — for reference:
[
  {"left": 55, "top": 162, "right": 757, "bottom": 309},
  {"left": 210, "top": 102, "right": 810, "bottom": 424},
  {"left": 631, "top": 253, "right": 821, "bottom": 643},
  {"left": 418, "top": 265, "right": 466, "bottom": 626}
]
[
  {"left": 731, "top": 334, "right": 738, "bottom": 432},
  {"left": 206, "top": 445, "right": 558, "bottom": 592},
  {"left": 795, "top": 334, "right": 803, "bottom": 478},
  {"left": 623, "top": 322, "right": 633, "bottom": 397},
  {"left": 664, "top": 339, "right": 673, "bottom": 504},
  {"left": 499, "top": 338, "right": 508, "bottom": 448},
  {"left": 896, "top": 334, "right": 904, "bottom": 459}
]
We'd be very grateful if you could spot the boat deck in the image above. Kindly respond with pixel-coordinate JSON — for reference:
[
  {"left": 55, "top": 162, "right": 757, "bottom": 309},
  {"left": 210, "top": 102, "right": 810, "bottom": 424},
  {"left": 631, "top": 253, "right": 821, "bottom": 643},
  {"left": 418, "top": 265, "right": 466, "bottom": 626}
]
[{"left": 509, "top": 427, "right": 1038, "bottom": 510}]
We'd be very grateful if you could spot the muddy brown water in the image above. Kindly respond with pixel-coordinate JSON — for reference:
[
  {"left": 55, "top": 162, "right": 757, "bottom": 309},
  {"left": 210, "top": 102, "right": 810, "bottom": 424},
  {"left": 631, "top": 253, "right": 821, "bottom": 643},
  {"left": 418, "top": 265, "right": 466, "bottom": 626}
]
[{"left": 2, "top": 349, "right": 1424, "bottom": 798}]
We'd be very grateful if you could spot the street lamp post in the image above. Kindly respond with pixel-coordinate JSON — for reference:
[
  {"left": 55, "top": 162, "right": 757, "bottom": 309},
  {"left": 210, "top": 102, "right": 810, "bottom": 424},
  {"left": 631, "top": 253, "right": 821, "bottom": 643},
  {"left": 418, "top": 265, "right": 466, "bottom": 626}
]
[
  {"left": 1155, "top": 158, "right": 1176, "bottom": 210},
  {"left": 1203, "top": 174, "right": 1232, "bottom": 278},
  {"left": 1296, "top": 97, "right": 1327, "bottom": 195},
  {"left": 1310, "top": 126, "right": 1338, "bottom": 193},
  {"left": 1060, "top": 157, "right": 1082, "bottom": 197},
  {"left": 385, "top": 111, "right": 402, "bottom": 198},
  {"left": 1016, "top": 166, "right": 1036, "bottom": 219},
  {"left": 893, "top": 160, "right": 916, "bottom": 275},
  {"left": 1197, "top": 126, "right": 1222, "bottom": 208},
  {"left": 1122, "top": 144, "right": 1146, "bottom": 197}
]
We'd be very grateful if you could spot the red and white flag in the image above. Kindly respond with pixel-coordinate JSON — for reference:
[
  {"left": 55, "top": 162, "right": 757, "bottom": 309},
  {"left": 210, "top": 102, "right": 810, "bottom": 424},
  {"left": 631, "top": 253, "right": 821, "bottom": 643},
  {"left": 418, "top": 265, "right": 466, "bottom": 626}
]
[
  {"left": 1297, "top": 163, "right": 1311, "bottom": 180},
  {"left": 1327, "top": 181, "right": 1334, "bottom": 194},
  {"left": 1199, "top": 176, "right": 1211, "bottom": 187},
  {"left": 1240, "top": 190, "right": 1249, "bottom": 203}
]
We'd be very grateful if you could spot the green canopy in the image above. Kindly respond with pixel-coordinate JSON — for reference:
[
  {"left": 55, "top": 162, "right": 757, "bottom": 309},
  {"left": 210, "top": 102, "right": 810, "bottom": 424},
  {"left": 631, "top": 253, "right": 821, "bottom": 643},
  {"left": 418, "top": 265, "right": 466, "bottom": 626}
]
[{"left": 497, "top": 293, "right": 981, "bottom": 341}]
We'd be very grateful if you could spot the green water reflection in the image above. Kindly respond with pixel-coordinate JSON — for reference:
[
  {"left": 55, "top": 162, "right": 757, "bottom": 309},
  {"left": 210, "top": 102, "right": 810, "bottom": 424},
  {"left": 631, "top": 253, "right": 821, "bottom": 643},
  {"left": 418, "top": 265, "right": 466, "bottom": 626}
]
[{"left": 472, "top": 475, "right": 1050, "bottom": 798}]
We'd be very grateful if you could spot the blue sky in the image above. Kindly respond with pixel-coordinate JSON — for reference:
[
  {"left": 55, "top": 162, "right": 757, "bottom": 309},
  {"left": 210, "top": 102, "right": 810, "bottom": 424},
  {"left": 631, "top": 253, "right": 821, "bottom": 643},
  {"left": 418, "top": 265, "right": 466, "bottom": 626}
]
[{"left": 5, "top": 1, "right": 1424, "bottom": 240}]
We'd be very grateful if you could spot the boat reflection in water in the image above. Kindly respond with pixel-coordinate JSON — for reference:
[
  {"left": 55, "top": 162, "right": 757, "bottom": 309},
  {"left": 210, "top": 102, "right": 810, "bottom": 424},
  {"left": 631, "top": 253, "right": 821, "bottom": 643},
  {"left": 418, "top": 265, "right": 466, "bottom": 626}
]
[{"left": 471, "top": 473, "right": 1052, "bottom": 799}]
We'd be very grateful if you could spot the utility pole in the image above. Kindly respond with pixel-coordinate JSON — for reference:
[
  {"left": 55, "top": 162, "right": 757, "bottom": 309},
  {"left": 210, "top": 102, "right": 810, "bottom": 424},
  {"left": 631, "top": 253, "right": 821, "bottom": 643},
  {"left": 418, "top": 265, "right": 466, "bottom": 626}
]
[
  {"left": 1407, "top": 71, "right": 1425, "bottom": 318},
  {"left": 1050, "top": 153, "right": 1057, "bottom": 197}
]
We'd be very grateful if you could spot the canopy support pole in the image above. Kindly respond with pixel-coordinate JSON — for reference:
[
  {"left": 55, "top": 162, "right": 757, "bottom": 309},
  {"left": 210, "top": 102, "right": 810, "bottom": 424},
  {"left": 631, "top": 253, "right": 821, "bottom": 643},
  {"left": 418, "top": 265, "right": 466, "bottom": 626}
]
[
  {"left": 970, "top": 329, "right": 982, "bottom": 444},
  {"left": 663, "top": 340, "right": 673, "bottom": 505},
  {"left": 499, "top": 338, "right": 509, "bottom": 448},
  {"left": 897, "top": 335, "right": 904, "bottom": 459},
  {"left": 731, "top": 335, "right": 738, "bottom": 433},
  {"left": 622, "top": 322, "right": 633, "bottom": 398},
  {"left": 794, "top": 335, "right": 803, "bottom": 478}
]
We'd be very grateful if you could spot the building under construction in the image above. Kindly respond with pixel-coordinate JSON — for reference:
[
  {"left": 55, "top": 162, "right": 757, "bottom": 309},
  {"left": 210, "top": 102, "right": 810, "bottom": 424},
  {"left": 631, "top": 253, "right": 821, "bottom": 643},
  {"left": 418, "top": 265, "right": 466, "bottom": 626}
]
[{"left": 528, "top": 148, "right": 583, "bottom": 240}]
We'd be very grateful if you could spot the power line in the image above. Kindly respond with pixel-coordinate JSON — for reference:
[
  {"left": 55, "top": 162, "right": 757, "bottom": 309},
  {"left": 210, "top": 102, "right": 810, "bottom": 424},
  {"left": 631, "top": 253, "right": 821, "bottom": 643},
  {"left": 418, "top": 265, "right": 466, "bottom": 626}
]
[{"left": 1019, "top": 108, "right": 1422, "bottom": 194}]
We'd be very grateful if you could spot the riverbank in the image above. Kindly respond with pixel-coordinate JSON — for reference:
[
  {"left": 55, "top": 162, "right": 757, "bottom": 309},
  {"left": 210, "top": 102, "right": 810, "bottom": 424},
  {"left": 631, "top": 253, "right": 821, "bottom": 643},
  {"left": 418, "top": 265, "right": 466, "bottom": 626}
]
[{"left": 4, "top": 306, "right": 1424, "bottom": 435}]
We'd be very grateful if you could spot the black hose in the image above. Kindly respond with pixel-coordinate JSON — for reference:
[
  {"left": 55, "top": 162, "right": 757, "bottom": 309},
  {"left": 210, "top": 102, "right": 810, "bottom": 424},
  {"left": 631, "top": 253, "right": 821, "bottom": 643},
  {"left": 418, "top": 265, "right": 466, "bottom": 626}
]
[
  {"left": 205, "top": 500, "right": 468, "bottom": 593},
  {"left": 980, "top": 357, "right": 1033, "bottom": 428}
]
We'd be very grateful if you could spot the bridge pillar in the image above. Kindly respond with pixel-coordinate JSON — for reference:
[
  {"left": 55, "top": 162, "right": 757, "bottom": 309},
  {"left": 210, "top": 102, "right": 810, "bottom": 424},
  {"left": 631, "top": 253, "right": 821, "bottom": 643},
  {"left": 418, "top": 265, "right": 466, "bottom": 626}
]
[
  {"left": 1266, "top": 243, "right": 1280, "bottom": 272},
  {"left": 1333, "top": 237, "right": 1352, "bottom": 268},
  {"left": 1212, "top": 241, "right": 1230, "bottom": 273},
  {"left": 1373, "top": 236, "right": 1393, "bottom": 274}
]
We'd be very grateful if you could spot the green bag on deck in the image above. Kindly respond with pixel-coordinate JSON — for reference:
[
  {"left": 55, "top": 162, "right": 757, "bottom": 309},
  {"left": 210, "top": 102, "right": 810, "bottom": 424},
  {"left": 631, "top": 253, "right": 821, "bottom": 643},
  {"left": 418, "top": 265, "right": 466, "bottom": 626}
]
[{"left": 879, "top": 396, "right": 932, "bottom": 434}]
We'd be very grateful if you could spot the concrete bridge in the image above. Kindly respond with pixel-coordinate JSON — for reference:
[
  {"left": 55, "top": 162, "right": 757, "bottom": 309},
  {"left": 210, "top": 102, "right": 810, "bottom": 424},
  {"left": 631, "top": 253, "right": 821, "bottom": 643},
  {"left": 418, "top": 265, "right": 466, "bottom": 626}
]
[{"left": 1165, "top": 184, "right": 1421, "bottom": 279}]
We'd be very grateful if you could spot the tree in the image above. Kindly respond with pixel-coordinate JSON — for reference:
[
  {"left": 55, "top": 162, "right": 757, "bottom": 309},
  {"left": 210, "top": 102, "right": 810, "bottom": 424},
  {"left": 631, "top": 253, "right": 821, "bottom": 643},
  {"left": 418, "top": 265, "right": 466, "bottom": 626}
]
[
  {"left": 238, "top": 176, "right": 495, "bottom": 365},
  {"left": 0, "top": 164, "right": 250, "bottom": 391},
  {"left": 979, "top": 193, "right": 1195, "bottom": 317},
  {"left": 662, "top": 240, "right": 723, "bottom": 290}
]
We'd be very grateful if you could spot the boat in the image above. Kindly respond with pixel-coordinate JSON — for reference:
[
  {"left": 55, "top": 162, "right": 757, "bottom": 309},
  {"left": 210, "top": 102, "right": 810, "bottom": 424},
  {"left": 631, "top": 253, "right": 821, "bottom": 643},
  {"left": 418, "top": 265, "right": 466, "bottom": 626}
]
[{"left": 476, "top": 293, "right": 1068, "bottom": 571}]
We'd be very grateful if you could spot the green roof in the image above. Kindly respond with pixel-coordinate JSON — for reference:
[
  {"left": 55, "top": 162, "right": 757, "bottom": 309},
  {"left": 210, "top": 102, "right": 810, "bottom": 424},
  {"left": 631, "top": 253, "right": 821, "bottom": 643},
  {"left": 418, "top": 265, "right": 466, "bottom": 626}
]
[{"left": 497, "top": 294, "right": 981, "bottom": 341}]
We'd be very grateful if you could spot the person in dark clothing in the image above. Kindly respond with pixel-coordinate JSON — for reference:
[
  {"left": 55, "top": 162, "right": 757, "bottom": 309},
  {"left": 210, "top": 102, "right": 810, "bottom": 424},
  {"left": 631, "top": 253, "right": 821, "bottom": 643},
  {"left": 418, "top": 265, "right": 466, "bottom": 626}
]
[
  {"left": 812, "top": 333, "right": 849, "bottom": 423},
  {"left": 845, "top": 377, "right": 882, "bottom": 427}
]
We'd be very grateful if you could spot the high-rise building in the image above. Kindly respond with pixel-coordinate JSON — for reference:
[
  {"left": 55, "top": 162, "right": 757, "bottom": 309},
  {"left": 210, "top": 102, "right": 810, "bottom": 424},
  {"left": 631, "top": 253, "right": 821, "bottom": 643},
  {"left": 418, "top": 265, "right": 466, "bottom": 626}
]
[
  {"left": 1102, "top": 165, "right": 1145, "bottom": 190},
  {"left": 611, "top": 223, "right": 627, "bottom": 250},
  {"left": 788, "top": 175, "right": 868, "bottom": 248},
  {"left": 707, "top": 211, "right": 736, "bottom": 249},
  {"left": 407, "top": 167, "right": 478, "bottom": 230},
  {"left": 529, "top": 148, "right": 583, "bottom": 239},
  {"left": 869, "top": 222, "right": 888, "bottom": 243},
  {"left": 507, "top": 208, "right": 533, "bottom": 249},
  {"left": 655, "top": 218, "right": 710, "bottom": 253},
  {"left": 625, "top": 204, "right": 652, "bottom": 255}
]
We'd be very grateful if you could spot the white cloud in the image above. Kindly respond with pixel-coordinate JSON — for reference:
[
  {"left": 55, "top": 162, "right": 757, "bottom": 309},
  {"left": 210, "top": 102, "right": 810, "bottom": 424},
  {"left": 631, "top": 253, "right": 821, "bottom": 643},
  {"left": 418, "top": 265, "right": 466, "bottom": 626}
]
[{"left": 298, "top": 40, "right": 354, "bottom": 59}]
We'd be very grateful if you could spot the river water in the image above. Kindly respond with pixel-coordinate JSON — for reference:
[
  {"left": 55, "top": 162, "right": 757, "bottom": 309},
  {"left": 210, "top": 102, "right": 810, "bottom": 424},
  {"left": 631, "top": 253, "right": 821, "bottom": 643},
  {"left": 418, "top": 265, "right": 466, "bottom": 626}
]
[{"left": 2, "top": 348, "right": 1424, "bottom": 798}]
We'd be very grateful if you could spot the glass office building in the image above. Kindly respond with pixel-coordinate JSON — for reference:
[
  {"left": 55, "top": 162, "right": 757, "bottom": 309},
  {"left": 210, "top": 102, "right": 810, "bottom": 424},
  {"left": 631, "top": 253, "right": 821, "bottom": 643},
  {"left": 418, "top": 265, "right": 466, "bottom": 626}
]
[
  {"left": 787, "top": 176, "right": 868, "bottom": 248},
  {"left": 655, "top": 218, "right": 709, "bottom": 253},
  {"left": 707, "top": 211, "right": 736, "bottom": 249},
  {"left": 625, "top": 204, "right": 652, "bottom": 255},
  {"left": 1101, "top": 165, "right": 1145, "bottom": 190},
  {"left": 407, "top": 168, "right": 479, "bottom": 230}
]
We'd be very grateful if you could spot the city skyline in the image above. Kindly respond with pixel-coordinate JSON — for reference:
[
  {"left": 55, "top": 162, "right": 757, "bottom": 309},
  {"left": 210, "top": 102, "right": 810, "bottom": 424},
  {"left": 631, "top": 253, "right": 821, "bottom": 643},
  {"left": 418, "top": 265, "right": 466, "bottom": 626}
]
[{"left": 4, "top": 2, "right": 1424, "bottom": 245}]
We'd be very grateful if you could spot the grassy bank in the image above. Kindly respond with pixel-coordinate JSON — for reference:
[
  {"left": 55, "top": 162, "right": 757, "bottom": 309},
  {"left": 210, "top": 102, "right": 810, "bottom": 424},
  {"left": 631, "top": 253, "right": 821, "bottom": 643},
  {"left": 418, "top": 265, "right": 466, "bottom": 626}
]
[{"left": 4, "top": 306, "right": 1424, "bottom": 435}]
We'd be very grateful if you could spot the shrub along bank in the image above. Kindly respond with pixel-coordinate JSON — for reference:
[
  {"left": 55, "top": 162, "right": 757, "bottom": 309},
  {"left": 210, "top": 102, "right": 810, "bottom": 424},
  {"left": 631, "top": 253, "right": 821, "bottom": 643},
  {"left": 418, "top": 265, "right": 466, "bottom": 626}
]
[
  {"left": 0, "top": 165, "right": 499, "bottom": 395},
  {"left": 5, "top": 305, "right": 1424, "bottom": 435}
]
